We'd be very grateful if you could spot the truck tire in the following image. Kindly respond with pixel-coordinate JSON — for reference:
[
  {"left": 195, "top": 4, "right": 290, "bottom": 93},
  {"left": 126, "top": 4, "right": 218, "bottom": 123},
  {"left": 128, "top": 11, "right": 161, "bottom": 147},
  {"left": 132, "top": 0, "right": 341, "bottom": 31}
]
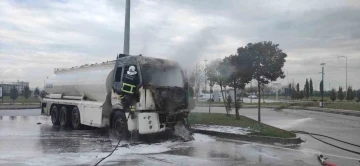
[
  {"left": 59, "top": 106, "right": 71, "bottom": 127},
  {"left": 71, "top": 107, "right": 82, "bottom": 130},
  {"left": 112, "top": 111, "right": 128, "bottom": 139},
  {"left": 51, "top": 106, "right": 60, "bottom": 126}
]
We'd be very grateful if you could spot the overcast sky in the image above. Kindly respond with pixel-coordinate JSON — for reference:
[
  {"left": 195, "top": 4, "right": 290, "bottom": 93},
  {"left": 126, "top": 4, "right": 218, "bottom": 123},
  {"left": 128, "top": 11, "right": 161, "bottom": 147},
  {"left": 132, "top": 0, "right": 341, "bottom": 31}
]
[{"left": 1, "top": 0, "right": 359, "bottom": 90}]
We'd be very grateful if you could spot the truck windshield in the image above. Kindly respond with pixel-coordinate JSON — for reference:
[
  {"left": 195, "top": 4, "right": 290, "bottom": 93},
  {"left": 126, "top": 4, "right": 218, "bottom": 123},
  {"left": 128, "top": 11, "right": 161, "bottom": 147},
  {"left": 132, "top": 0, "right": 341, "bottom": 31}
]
[{"left": 141, "top": 65, "right": 184, "bottom": 87}]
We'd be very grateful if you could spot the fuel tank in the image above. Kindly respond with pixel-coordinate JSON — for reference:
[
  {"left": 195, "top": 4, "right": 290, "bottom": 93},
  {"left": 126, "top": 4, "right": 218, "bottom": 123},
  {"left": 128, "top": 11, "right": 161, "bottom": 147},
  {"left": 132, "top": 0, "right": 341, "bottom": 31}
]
[{"left": 44, "top": 61, "right": 115, "bottom": 102}]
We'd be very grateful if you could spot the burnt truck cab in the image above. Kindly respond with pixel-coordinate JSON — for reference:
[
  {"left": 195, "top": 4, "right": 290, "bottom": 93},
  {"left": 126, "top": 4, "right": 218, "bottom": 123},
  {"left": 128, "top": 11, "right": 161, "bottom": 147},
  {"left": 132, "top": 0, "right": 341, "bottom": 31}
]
[{"left": 110, "top": 54, "right": 190, "bottom": 135}]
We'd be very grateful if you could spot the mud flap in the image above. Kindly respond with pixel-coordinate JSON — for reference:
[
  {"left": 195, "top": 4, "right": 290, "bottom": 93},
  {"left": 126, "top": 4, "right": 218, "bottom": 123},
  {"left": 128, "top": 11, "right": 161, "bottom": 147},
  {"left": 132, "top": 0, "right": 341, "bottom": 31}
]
[{"left": 174, "top": 121, "right": 194, "bottom": 141}]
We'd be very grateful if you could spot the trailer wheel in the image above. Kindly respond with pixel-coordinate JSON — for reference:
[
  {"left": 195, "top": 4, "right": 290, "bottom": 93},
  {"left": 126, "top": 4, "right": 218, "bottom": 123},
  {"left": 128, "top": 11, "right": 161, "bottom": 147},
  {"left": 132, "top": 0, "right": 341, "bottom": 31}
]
[
  {"left": 112, "top": 111, "right": 128, "bottom": 139},
  {"left": 60, "top": 106, "right": 71, "bottom": 127},
  {"left": 71, "top": 107, "right": 82, "bottom": 130},
  {"left": 51, "top": 106, "right": 60, "bottom": 126}
]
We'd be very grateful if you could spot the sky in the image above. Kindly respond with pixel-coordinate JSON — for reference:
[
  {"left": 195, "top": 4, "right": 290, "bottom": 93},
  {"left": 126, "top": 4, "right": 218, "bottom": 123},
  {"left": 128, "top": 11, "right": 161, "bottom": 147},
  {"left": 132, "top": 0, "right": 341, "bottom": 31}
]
[{"left": 0, "top": 0, "right": 359, "bottom": 90}]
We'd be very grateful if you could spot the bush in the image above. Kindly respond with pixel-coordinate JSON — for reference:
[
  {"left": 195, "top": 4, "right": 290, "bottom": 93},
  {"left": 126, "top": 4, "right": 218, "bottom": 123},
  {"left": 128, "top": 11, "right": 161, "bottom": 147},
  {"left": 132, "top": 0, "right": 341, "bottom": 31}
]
[{"left": 225, "top": 95, "right": 232, "bottom": 114}]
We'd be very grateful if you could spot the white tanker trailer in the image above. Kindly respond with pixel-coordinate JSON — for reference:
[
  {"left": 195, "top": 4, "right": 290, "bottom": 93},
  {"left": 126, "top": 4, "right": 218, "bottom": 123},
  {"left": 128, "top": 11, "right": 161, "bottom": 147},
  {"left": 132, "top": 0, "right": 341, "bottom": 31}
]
[{"left": 41, "top": 54, "right": 193, "bottom": 140}]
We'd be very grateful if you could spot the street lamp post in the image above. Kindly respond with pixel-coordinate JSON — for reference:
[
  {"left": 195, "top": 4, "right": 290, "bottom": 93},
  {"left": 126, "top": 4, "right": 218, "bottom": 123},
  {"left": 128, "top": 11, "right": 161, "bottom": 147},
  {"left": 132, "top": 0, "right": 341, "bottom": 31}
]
[
  {"left": 337, "top": 56, "right": 348, "bottom": 92},
  {"left": 204, "top": 59, "right": 207, "bottom": 92},
  {"left": 320, "top": 63, "right": 325, "bottom": 108},
  {"left": 123, "top": 0, "right": 130, "bottom": 55}
]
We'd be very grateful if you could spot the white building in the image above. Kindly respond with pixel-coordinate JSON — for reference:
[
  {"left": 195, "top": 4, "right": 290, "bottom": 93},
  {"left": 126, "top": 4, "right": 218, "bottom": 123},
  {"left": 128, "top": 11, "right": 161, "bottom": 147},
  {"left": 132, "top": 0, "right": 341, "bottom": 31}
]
[{"left": 0, "top": 81, "right": 30, "bottom": 94}]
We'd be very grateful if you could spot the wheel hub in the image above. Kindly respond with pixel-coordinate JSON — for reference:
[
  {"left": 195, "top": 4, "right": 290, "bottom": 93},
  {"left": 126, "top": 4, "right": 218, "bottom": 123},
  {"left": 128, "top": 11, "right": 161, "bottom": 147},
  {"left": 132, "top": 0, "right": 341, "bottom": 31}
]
[{"left": 72, "top": 112, "right": 79, "bottom": 126}]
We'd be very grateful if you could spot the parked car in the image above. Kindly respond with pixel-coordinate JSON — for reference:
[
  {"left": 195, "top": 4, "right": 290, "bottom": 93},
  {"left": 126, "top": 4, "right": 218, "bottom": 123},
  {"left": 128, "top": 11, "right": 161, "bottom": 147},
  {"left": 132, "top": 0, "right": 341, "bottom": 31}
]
[
  {"left": 248, "top": 95, "right": 258, "bottom": 99},
  {"left": 198, "top": 94, "right": 214, "bottom": 102}
]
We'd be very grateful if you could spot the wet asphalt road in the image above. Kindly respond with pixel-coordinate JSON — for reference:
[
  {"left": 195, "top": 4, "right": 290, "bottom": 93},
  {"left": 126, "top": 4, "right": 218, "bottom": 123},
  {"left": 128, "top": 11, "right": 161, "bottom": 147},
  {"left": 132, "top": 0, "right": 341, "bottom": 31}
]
[
  {"left": 195, "top": 107, "right": 360, "bottom": 165},
  {"left": 0, "top": 109, "right": 359, "bottom": 165}
]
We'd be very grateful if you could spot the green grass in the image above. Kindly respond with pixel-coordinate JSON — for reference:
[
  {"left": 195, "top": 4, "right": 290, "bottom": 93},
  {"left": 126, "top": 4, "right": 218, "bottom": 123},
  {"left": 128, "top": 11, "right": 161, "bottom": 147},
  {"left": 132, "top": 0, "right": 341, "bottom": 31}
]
[
  {"left": 324, "top": 102, "right": 360, "bottom": 111},
  {"left": 0, "top": 96, "right": 40, "bottom": 104},
  {"left": 247, "top": 101, "right": 360, "bottom": 111},
  {"left": 188, "top": 112, "right": 296, "bottom": 138}
]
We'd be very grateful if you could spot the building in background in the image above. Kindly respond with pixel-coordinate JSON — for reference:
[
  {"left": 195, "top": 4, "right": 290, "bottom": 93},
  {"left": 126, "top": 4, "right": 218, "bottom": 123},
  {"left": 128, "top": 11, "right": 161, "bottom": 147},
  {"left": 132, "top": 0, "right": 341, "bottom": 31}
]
[{"left": 0, "top": 81, "right": 29, "bottom": 94}]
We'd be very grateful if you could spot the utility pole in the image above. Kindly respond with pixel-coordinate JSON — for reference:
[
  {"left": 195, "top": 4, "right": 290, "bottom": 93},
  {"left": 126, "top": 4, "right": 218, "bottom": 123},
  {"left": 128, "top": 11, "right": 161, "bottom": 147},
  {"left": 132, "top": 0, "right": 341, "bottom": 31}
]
[
  {"left": 123, "top": 0, "right": 130, "bottom": 55},
  {"left": 204, "top": 58, "right": 207, "bottom": 92},
  {"left": 320, "top": 63, "right": 325, "bottom": 108},
  {"left": 250, "top": 80, "right": 252, "bottom": 103},
  {"left": 337, "top": 56, "right": 347, "bottom": 95}
]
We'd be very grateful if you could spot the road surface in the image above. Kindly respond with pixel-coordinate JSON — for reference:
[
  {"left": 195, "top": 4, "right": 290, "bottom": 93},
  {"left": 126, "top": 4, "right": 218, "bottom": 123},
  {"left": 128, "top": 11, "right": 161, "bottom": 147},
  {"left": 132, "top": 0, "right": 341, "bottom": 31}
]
[
  {"left": 0, "top": 109, "right": 358, "bottom": 165},
  {"left": 195, "top": 106, "right": 360, "bottom": 165}
]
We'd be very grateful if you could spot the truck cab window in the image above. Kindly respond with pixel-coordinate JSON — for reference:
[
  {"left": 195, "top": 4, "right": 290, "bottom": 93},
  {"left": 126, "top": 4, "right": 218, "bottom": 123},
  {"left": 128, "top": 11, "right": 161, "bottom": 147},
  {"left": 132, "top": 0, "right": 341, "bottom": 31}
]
[{"left": 115, "top": 67, "right": 123, "bottom": 82}]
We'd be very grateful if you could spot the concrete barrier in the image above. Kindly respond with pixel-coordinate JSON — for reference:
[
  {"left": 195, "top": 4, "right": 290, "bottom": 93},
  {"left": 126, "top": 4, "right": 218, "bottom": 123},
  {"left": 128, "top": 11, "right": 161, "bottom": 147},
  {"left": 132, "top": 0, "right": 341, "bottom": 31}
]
[{"left": 192, "top": 129, "right": 303, "bottom": 145}]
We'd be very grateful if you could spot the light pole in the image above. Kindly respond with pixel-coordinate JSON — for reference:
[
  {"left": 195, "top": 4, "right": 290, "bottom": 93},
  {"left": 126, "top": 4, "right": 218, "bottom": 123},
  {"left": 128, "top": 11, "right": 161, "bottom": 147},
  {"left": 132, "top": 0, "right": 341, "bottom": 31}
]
[
  {"left": 204, "top": 59, "right": 207, "bottom": 92},
  {"left": 337, "top": 56, "right": 347, "bottom": 92},
  {"left": 123, "top": 0, "right": 130, "bottom": 55},
  {"left": 320, "top": 63, "right": 325, "bottom": 108}
]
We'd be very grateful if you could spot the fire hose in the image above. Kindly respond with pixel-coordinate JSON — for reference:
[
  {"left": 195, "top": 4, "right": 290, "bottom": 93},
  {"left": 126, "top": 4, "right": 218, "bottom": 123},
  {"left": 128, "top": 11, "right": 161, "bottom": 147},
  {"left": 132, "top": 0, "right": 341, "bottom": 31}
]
[
  {"left": 292, "top": 130, "right": 360, "bottom": 155},
  {"left": 292, "top": 130, "right": 360, "bottom": 166}
]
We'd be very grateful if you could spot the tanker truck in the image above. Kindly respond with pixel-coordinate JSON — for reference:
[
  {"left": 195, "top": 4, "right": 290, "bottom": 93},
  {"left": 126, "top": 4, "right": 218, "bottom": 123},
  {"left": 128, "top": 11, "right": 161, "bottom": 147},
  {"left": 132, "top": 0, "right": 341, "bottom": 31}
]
[{"left": 41, "top": 54, "right": 193, "bottom": 141}]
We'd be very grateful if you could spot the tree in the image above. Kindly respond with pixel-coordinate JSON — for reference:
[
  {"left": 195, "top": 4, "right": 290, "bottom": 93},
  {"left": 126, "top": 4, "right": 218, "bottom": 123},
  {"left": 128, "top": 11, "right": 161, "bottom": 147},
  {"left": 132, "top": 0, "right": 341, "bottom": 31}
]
[
  {"left": 346, "top": 86, "right": 353, "bottom": 101},
  {"left": 34, "top": 87, "right": 40, "bottom": 97},
  {"left": 23, "top": 86, "right": 31, "bottom": 100},
  {"left": 40, "top": 90, "right": 47, "bottom": 99},
  {"left": 189, "top": 63, "right": 204, "bottom": 101},
  {"left": 288, "top": 84, "right": 292, "bottom": 98},
  {"left": 9, "top": 86, "right": 19, "bottom": 104},
  {"left": 238, "top": 41, "right": 287, "bottom": 122},
  {"left": 330, "top": 89, "right": 336, "bottom": 101},
  {"left": 299, "top": 90, "right": 304, "bottom": 99},
  {"left": 357, "top": 90, "right": 360, "bottom": 102},
  {"left": 296, "top": 83, "right": 300, "bottom": 99},
  {"left": 338, "top": 87, "right": 344, "bottom": 101},
  {"left": 225, "top": 95, "right": 233, "bottom": 114},
  {"left": 309, "top": 78, "right": 313, "bottom": 97},
  {"left": 206, "top": 59, "right": 228, "bottom": 114},
  {"left": 291, "top": 87, "right": 297, "bottom": 99},
  {"left": 224, "top": 54, "right": 252, "bottom": 119},
  {"left": 352, "top": 90, "right": 356, "bottom": 101},
  {"left": 305, "top": 79, "right": 310, "bottom": 99}
]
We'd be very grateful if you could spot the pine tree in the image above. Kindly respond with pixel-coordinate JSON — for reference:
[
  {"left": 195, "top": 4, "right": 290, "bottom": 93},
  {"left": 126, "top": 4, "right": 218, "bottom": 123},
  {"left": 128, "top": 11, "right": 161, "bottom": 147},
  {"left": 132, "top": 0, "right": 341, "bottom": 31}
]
[
  {"left": 299, "top": 90, "right": 304, "bottom": 99},
  {"left": 305, "top": 79, "right": 310, "bottom": 99},
  {"left": 338, "top": 87, "right": 344, "bottom": 101},
  {"left": 291, "top": 87, "right": 297, "bottom": 99},
  {"left": 23, "top": 86, "right": 31, "bottom": 100},
  {"left": 296, "top": 83, "right": 300, "bottom": 99},
  {"left": 10, "top": 86, "right": 19, "bottom": 104},
  {"left": 330, "top": 89, "right": 336, "bottom": 101},
  {"left": 352, "top": 90, "right": 356, "bottom": 101},
  {"left": 346, "top": 86, "right": 353, "bottom": 101},
  {"left": 309, "top": 78, "right": 313, "bottom": 97},
  {"left": 34, "top": 87, "right": 40, "bottom": 97},
  {"left": 288, "top": 84, "right": 292, "bottom": 98}
]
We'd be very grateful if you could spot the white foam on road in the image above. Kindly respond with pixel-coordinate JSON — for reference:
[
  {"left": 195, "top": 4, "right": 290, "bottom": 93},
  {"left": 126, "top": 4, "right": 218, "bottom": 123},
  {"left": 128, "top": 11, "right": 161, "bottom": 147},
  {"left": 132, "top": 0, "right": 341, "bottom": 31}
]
[
  {"left": 0, "top": 134, "right": 214, "bottom": 166},
  {"left": 193, "top": 124, "right": 251, "bottom": 135},
  {"left": 102, "top": 134, "right": 215, "bottom": 164},
  {"left": 268, "top": 118, "right": 313, "bottom": 129}
]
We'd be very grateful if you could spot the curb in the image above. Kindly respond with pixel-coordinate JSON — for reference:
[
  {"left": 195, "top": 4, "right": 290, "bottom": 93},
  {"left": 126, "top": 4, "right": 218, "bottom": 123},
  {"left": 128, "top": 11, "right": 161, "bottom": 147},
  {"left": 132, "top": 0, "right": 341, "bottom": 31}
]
[
  {"left": 195, "top": 105, "right": 360, "bottom": 117},
  {"left": 287, "top": 106, "right": 360, "bottom": 117},
  {"left": 192, "top": 129, "right": 303, "bottom": 145},
  {"left": 0, "top": 105, "right": 41, "bottom": 110}
]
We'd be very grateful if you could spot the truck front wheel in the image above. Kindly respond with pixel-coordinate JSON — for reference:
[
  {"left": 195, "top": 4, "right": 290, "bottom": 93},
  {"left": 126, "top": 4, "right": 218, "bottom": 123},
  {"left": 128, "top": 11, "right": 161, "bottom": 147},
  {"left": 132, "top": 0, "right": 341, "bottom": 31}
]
[
  {"left": 112, "top": 111, "right": 128, "bottom": 139},
  {"left": 71, "top": 107, "right": 82, "bottom": 130},
  {"left": 60, "top": 106, "right": 71, "bottom": 127},
  {"left": 51, "top": 106, "right": 60, "bottom": 126}
]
